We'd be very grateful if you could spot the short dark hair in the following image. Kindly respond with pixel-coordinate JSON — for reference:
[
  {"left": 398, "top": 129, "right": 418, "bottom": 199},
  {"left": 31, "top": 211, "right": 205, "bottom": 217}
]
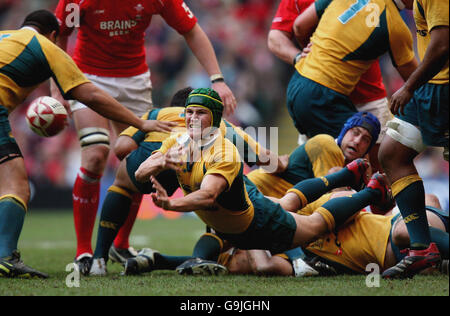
[
  {"left": 22, "top": 10, "right": 60, "bottom": 37},
  {"left": 170, "top": 87, "right": 194, "bottom": 107}
]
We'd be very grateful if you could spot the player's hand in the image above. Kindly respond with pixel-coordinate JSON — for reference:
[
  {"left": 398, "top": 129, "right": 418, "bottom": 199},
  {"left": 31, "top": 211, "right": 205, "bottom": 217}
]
[
  {"left": 141, "top": 120, "right": 177, "bottom": 133},
  {"left": 212, "top": 81, "right": 237, "bottom": 117},
  {"left": 162, "top": 145, "right": 184, "bottom": 172},
  {"left": 150, "top": 176, "right": 171, "bottom": 210},
  {"left": 300, "top": 42, "right": 313, "bottom": 59},
  {"left": 276, "top": 154, "right": 290, "bottom": 173},
  {"left": 390, "top": 85, "right": 413, "bottom": 116},
  {"left": 50, "top": 83, "right": 72, "bottom": 117}
]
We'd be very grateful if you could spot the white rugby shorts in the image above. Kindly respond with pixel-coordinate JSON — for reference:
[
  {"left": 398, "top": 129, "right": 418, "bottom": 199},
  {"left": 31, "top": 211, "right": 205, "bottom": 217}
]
[{"left": 70, "top": 70, "right": 153, "bottom": 117}]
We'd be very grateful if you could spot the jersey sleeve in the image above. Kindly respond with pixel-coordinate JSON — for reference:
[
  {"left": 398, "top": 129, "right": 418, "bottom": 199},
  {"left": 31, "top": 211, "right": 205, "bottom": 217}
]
[
  {"left": 304, "top": 135, "right": 345, "bottom": 177},
  {"left": 271, "top": 0, "right": 314, "bottom": 34},
  {"left": 159, "top": 0, "right": 198, "bottom": 35},
  {"left": 270, "top": 0, "right": 298, "bottom": 34},
  {"left": 120, "top": 111, "right": 150, "bottom": 144},
  {"left": 38, "top": 35, "right": 89, "bottom": 99},
  {"left": 421, "top": 0, "right": 449, "bottom": 31},
  {"left": 205, "top": 140, "right": 242, "bottom": 190}
]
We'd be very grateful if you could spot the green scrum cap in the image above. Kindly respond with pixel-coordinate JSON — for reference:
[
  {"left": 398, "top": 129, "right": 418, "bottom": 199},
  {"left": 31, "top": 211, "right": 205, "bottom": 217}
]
[{"left": 185, "top": 88, "right": 224, "bottom": 128}]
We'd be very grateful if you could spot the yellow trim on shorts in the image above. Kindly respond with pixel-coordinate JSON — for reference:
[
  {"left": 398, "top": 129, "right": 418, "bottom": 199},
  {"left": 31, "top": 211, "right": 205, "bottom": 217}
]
[
  {"left": 0, "top": 194, "right": 27, "bottom": 212},
  {"left": 107, "top": 185, "right": 133, "bottom": 199},
  {"left": 315, "top": 206, "right": 335, "bottom": 232},
  {"left": 391, "top": 174, "right": 422, "bottom": 197},
  {"left": 203, "top": 233, "right": 224, "bottom": 251},
  {"left": 286, "top": 188, "right": 308, "bottom": 209}
]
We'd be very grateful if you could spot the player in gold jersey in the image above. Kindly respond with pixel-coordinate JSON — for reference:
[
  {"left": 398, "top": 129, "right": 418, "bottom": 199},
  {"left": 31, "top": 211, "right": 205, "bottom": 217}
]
[
  {"left": 379, "top": 0, "right": 449, "bottom": 279},
  {"left": 88, "top": 87, "right": 286, "bottom": 276},
  {"left": 0, "top": 10, "right": 174, "bottom": 279},
  {"left": 133, "top": 88, "right": 394, "bottom": 273},
  {"left": 248, "top": 111, "right": 380, "bottom": 200},
  {"left": 288, "top": 0, "right": 417, "bottom": 139}
]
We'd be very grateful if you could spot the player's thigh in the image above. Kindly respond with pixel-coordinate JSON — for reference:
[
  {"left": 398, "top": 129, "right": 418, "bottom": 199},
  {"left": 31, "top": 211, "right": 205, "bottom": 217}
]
[
  {"left": 291, "top": 212, "right": 328, "bottom": 248},
  {"left": 113, "top": 160, "right": 139, "bottom": 193}
]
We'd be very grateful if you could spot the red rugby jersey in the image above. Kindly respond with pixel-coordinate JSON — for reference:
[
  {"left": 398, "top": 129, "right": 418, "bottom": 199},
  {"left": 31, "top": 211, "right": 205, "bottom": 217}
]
[
  {"left": 55, "top": 0, "right": 197, "bottom": 77},
  {"left": 270, "top": 0, "right": 386, "bottom": 104}
]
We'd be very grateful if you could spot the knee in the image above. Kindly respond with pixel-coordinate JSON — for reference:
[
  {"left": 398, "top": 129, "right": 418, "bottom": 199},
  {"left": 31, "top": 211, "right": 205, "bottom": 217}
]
[{"left": 81, "top": 145, "right": 110, "bottom": 173}]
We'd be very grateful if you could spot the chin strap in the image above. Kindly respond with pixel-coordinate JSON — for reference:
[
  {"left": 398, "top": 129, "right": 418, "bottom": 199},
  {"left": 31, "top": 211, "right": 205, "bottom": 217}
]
[{"left": 393, "top": 0, "right": 405, "bottom": 10}]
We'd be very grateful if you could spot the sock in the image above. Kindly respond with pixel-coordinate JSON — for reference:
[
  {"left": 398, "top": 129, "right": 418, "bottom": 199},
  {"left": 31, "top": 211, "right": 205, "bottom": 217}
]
[
  {"left": 113, "top": 193, "right": 142, "bottom": 250},
  {"left": 429, "top": 227, "right": 448, "bottom": 259},
  {"left": 153, "top": 253, "right": 193, "bottom": 270},
  {"left": 392, "top": 175, "right": 430, "bottom": 249},
  {"left": 192, "top": 233, "right": 223, "bottom": 261},
  {"left": 93, "top": 186, "right": 132, "bottom": 260},
  {"left": 0, "top": 196, "right": 26, "bottom": 258},
  {"left": 72, "top": 167, "right": 101, "bottom": 257},
  {"left": 315, "top": 188, "right": 379, "bottom": 230},
  {"left": 288, "top": 168, "right": 356, "bottom": 207}
]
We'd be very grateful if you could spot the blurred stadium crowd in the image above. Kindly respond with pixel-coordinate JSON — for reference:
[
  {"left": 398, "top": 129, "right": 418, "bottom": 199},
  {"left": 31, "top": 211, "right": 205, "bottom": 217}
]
[{"left": 1, "top": 0, "right": 448, "bottom": 210}]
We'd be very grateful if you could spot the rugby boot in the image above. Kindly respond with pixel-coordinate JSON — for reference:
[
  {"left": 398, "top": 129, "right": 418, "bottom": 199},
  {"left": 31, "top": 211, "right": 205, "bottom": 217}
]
[
  {"left": 344, "top": 158, "right": 370, "bottom": 191},
  {"left": 123, "top": 248, "right": 159, "bottom": 275},
  {"left": 176, "top": 258, "right": 228, "bottom": 276},
  {"left": 382, "top": 242, "right": 441, "bottom": 279},
  {"left": 438, "top": 259, "right": 448, "bottom": 275},
  {"left": 367, "top": 172, "right": 395, "bottom": 215},
  {"left": 109, "top": 245, "right": 138, "bottom": 266},
  {"left": 74, "top": 253, "right": 93, "bottom": 276},
  {"left": 0, "top": 250, "right": 48, "bottom": 279},
  {"left": 89, "top": 258, "right": 107, "bottom": 276}
]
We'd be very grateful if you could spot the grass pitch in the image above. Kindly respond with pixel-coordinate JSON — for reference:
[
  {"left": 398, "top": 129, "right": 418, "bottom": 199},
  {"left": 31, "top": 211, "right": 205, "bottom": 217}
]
[{"left": 0, "top": 210, "right": 448, "bottom": 297}]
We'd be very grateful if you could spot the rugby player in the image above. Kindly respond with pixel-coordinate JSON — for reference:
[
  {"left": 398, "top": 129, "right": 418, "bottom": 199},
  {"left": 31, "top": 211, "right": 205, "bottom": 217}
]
[
  {"left": 379, "top": 0, "right": 449, "bottom": 279},
  {"left": 0, "top": 10, "right": 175, "bottom": 278},
  {"left": 52, "top": 0, "right": 236, "bottom": 268}
]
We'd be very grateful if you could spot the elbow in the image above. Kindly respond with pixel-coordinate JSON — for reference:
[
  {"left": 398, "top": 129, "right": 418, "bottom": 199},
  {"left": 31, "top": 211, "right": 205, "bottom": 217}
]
[{"left": 267, "top": 32, "right": 277, "bottom": 54}]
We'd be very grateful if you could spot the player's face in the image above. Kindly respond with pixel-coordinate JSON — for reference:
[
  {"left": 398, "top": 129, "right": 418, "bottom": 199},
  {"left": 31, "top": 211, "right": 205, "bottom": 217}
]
[
  {"left": 341, "top": 127, "right": 372, "bottom": 161},
  {"left": 185, "top": 106, "right": 213, "bottom": 140}
]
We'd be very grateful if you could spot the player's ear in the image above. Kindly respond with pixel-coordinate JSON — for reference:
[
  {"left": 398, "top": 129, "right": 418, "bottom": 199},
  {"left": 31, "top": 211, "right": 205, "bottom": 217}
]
[{"left": 48, "top": 30, "right": 58, "bottom": 43}]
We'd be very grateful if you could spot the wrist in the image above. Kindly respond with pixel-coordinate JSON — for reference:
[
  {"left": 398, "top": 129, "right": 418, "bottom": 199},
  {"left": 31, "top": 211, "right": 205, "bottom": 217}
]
[
  {"left": 210, "top": 73, "right": 225, "bottom": 84},
  {"left": 293, "top": 52, "right": 302, "bottom": 66}
]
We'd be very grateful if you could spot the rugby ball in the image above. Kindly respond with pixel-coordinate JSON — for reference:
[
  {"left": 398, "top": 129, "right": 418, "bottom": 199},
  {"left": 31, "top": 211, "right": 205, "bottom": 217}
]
[{"left": 26, "top": 96, "right": 68, "bottom": 137}]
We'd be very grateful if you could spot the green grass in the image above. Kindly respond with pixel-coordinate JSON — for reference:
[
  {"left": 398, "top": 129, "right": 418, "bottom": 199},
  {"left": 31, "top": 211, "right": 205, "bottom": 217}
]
[{"left": 0, "top": 211, "right": 448, "bottom": 296}]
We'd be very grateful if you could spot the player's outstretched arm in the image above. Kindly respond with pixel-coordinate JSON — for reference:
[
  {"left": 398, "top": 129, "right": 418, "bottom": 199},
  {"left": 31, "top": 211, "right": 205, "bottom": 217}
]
[
  {"left": 69, "top": 82, "right": 177, "bottom": 133},
  {"left": 182, "top": 23, "right": 237, "bottom": 116},
  {"left": 151, "top": 174, "right": 228, "bottom": 212}
]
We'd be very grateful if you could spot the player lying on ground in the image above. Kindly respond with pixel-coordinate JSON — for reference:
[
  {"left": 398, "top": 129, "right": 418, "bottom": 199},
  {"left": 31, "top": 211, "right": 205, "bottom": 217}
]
[
  {"left": 124, "top": 188, "right": 448, "bottom": 278},
  {"left": 132, "top": 89, "right": 392, "bottom": 272}
]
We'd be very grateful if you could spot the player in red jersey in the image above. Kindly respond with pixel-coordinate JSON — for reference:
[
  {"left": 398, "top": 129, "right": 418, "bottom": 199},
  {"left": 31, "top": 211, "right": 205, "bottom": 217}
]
[
  {"left": 268, "top": 0, "right": 390, "bottom": 171},
  {"left": 52, "top": 0, "right": 237, "bottom": 274}
]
